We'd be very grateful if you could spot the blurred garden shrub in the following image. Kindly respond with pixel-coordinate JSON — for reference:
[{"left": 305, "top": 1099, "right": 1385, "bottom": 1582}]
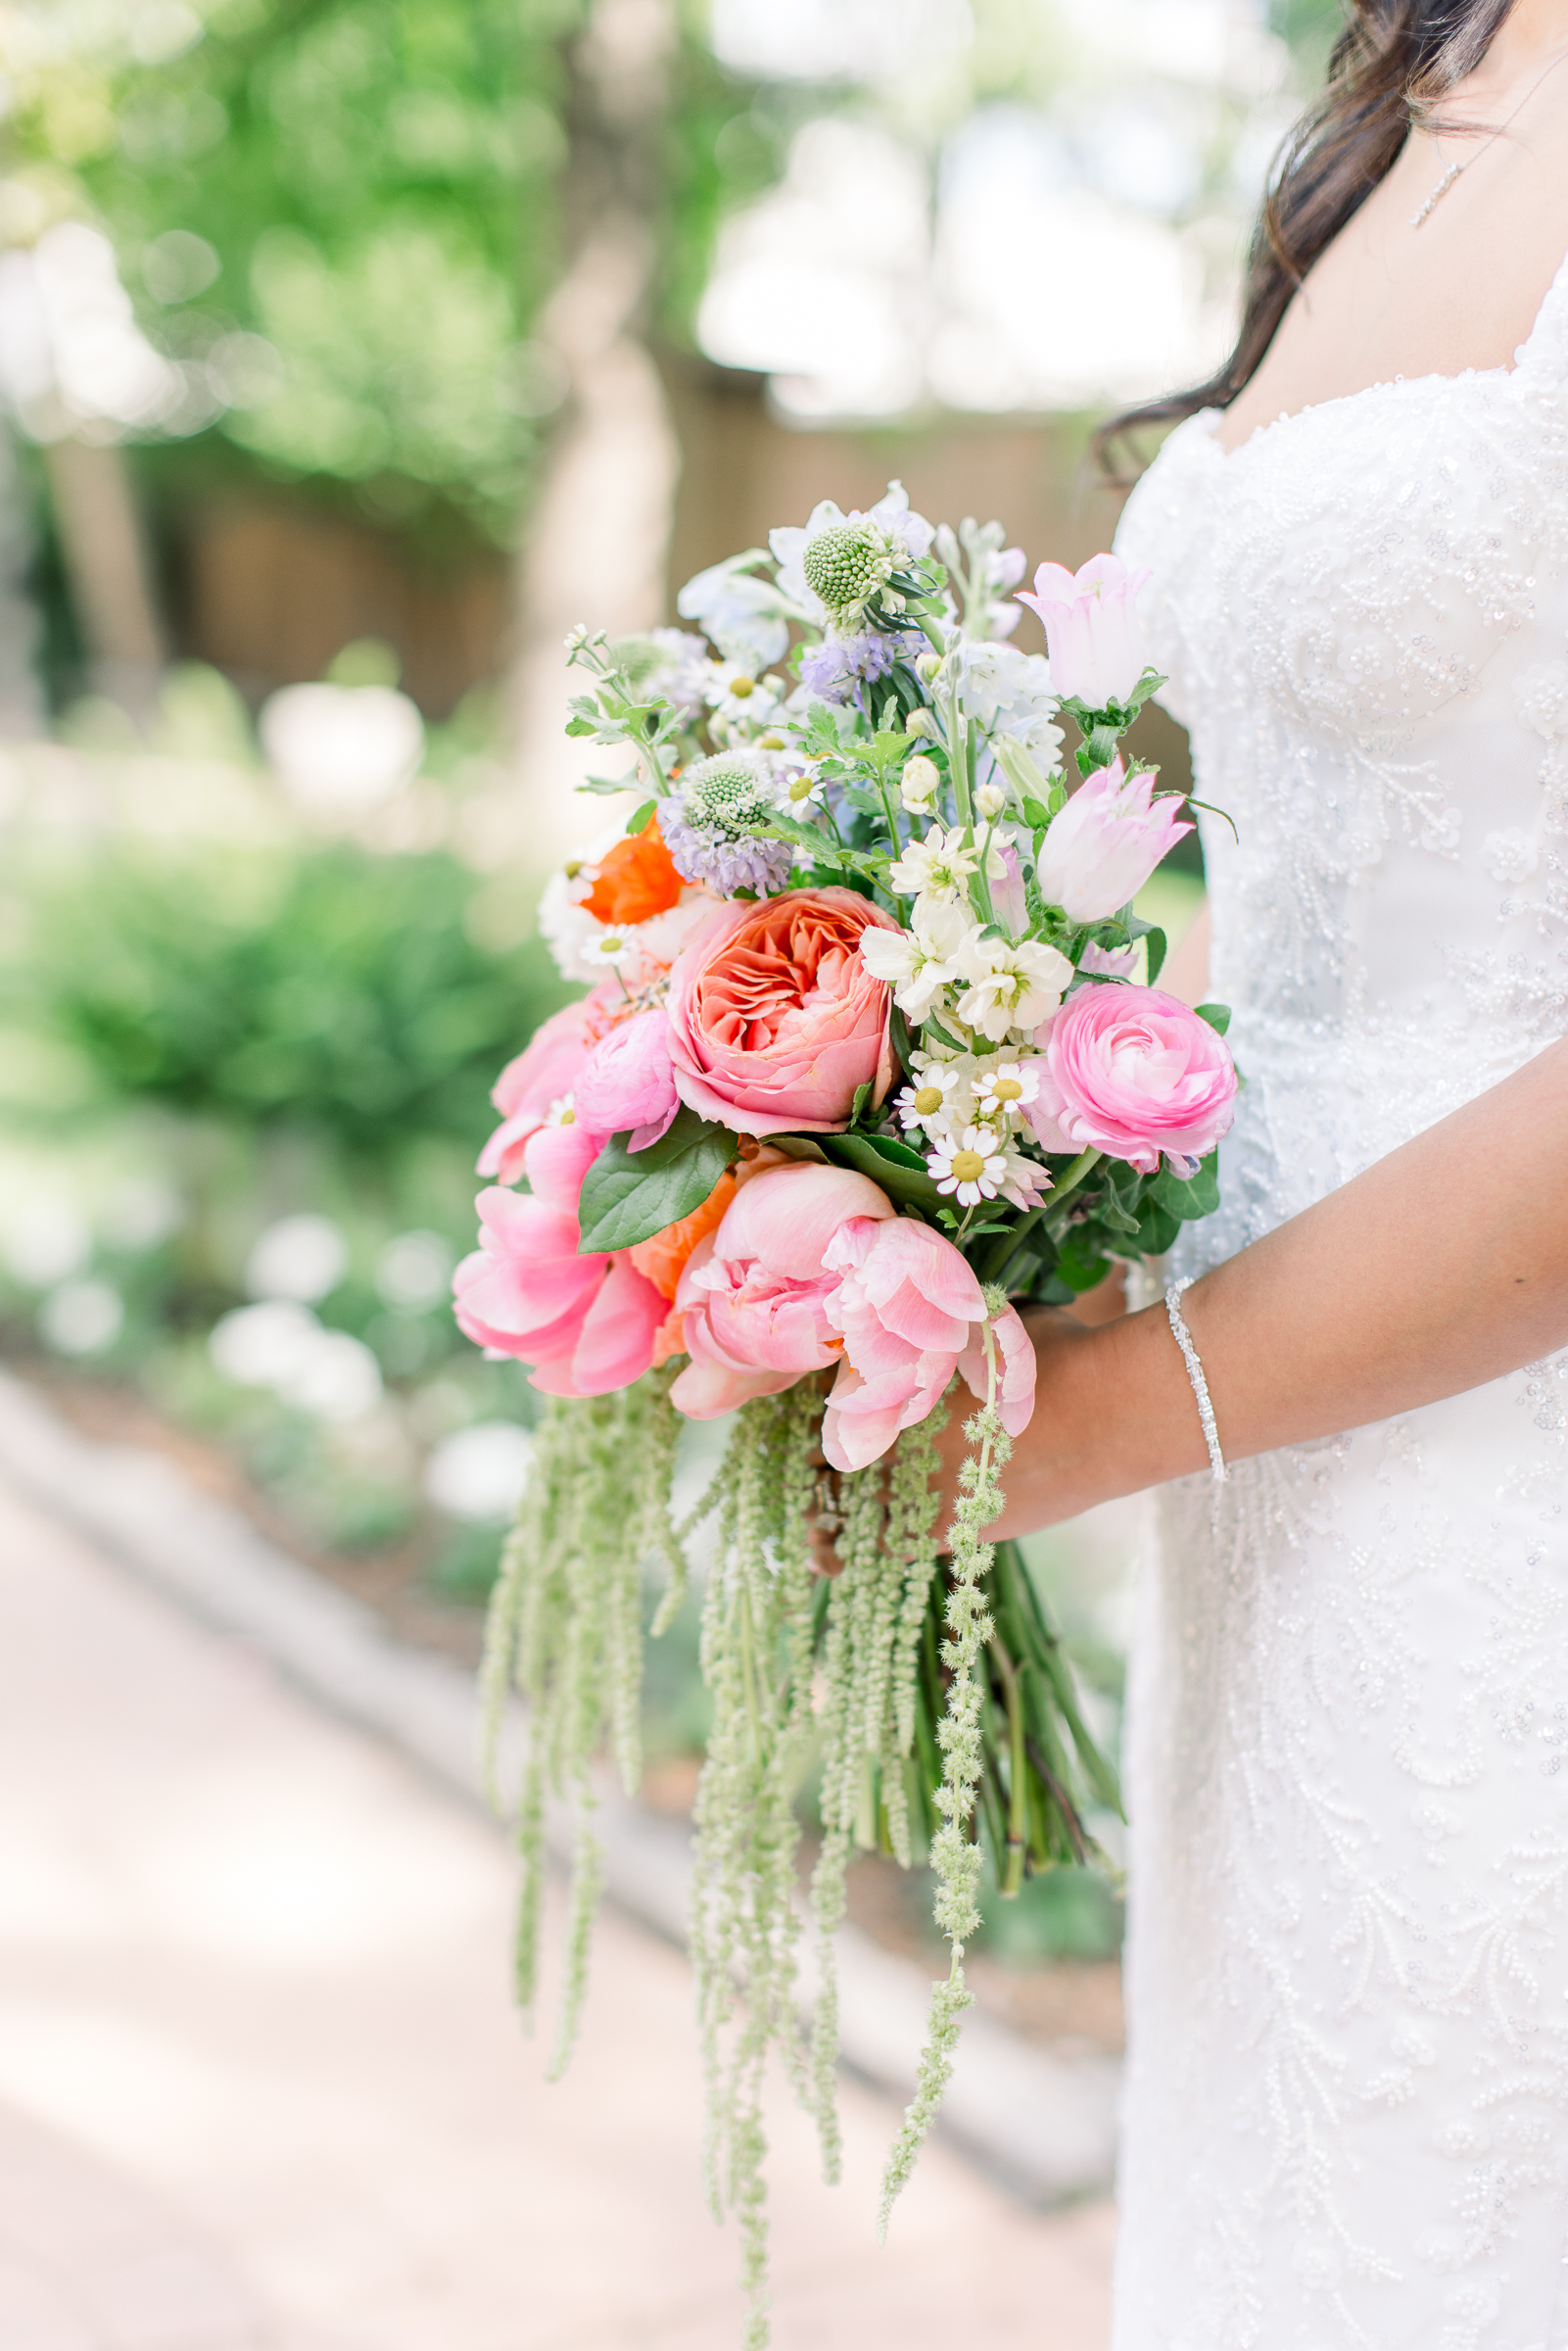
[{"left": 12, "top": 840, "right": 569, "bottom": 1154}]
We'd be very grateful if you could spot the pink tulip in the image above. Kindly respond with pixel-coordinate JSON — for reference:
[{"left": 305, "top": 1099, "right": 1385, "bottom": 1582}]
[
  {"left": 666, "top": 1162, "right": 895, "bottom": 1418},
  {"left": 477, "top": 987, "right": 615, "bottom": 1182},
  {"left": 665, "top": 888, "right": 899, "bottom": 1135},
  {"left": 1032, "top": 757, "right": 1192, "bottom": 925},
  {"left": 1027, "top": 984, "right": 1237, "bottom": 1177},
  {"left": 451, "top": 1125, "right": 665, "bottom": 1397},
  {"left": 1017, "top": 552, "right": 1152, "bottom": 709},
  {"left": 819, "top": 1218, "right": 1036, "bottom": 1473},
  {"left": 574, "top": 1007, "right": 680, "bottom": 1149}
]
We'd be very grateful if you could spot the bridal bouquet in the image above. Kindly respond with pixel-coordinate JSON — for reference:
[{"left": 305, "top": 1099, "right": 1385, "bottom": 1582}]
[{"left": 457, "top": 487, "right": 1236, "bottom": 2343}]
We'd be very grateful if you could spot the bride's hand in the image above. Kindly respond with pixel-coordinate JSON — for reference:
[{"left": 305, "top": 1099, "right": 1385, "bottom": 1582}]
[{"left": 930, "top": 1303, "right": 1103, "bottom": 1543}]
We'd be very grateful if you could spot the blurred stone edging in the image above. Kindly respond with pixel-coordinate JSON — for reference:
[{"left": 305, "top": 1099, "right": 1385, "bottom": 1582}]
[{"left": 0, "top": 1364, "right": 1119, "bottom": 2204}]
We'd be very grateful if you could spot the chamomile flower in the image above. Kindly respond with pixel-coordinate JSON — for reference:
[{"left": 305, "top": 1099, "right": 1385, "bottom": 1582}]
[
  {"left": 580, "top": 929, "right": 636, "bottom": 970},
  {"left": 546, "top": 1094, "right": 579, "bottom": 1127},
  {"left": 973, "top": 1057, "right": 1043, "bottom": 1122},
  {"left": 705, "top": 661, "right": 783, "bottom": 728},
  {"left": 927, "top": 1124, "right": 1010, "bottom": 1207},
  {"left": 894, "top": 1063, "right": 962, "bottom": 1132}
]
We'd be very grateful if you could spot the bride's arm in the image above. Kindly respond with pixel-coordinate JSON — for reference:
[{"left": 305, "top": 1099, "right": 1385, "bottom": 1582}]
[{"left": 976, "top": 1032, "right": 1568, "bottom": 1536}]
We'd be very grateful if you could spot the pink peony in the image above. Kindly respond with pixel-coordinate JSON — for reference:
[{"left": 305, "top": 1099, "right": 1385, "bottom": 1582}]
[
  {"left": 451, "top": 1123, "right": 665, "bottom": 1397},
  {"left": 1032, "top": 757, "right": 1192, "bottom": 925},
  {"left": 667, "top": 1162, "right": 895, "bottom": 1418},
  {"left": 477, "top": 988, "right": 616, "bottom": 1183},
  {"left": 821, "top": 1218, "right": 1036, "bottom": 1472},
  {"left": 665, "top": 888, "right": 899, "bottom": 1135},
  {"left": 1027, "top": 984, "right": 1237, "bottom": 1177},
  {"left": 574, "top": 1007, "right": 680, "bottom": 1149},
  {"left": 1017, "top": 552, "right": 1152, "bottom": 709}
]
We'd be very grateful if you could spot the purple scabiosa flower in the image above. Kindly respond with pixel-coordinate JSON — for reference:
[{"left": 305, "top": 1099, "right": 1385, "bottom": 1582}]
[
  {"left": 797, "top": 629, "right": 926, "bottom": 707},
  {"left": 660, "top": 808, "right": 796, "bottom": 897},
  {"left": 662, "top": 753, "right": 797, "bottom": 897}
]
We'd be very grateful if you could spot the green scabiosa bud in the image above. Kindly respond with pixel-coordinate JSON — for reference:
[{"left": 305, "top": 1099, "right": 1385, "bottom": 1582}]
[
  {"left": 681, "top": 752, "right": 777, "bottom": 841},
  {"left": 802, "top": 520, "right": 896, "bottom": 616}
]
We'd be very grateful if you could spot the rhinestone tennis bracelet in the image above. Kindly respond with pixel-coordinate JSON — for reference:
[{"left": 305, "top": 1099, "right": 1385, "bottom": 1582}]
[{"left": 1164, "top": 1275, "right": 1227, "bottom": 1486}]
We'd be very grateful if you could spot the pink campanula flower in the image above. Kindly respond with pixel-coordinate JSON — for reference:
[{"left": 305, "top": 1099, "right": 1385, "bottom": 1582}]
[
  {"left": 574, "top": 1008, "right": 681, "bottom": 1149},
  {"left": 1032, "top": 758, "right": 1193, "bottom": 925},
  {"left": 667, "top": 1162, "right": 896, "bottom": 1418},
  {"left": 452, "top": 1122, "right": 665, "bottom": 1398},
  {"left": 1017, "top": 552, "right": 1152, "bottom": 709},
  {"left": 1027, "top": 984, "right": 1237, "bottom": 1177},
  {"left": 665, "top": 888, "right": 899, "bottom": 1135},
  {"left": 820, "top": 1217, "right": 1036, "bottom": 1474}
]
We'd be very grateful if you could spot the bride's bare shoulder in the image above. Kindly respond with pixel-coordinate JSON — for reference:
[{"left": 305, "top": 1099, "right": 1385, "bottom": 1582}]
[{"left": 1216, "top": 78, "right": 1568, "bottom": 454}]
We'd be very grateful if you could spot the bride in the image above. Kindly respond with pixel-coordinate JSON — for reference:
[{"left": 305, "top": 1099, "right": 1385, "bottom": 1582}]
[{"left": 982, "top": 1, "right": 1568, "bottom": 2341}]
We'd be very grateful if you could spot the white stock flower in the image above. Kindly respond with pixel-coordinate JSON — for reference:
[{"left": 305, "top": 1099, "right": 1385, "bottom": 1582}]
[
  {"left": 957, "top": 931, "right": 1073, "bottom": 1042},
  {"left": 974, "top": 780, "right": 1008, "bottom": 820},
  {"left": 857, "top": 900, "right": 973, "bottom": 1023},
  {"left": 886, "top": 823, "right": 982, "bottom": 902}
]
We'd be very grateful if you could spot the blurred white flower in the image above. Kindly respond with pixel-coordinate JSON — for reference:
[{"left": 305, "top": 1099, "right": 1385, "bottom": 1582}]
[
  {"left": 677, "top": 555, "right": 790, "bottom": 665},
  {"left": 211, "top": 1300, "right": 321, "bottom": 1387},
  {"left": 246, "top": 1215, "right": 348, "bottom": 1304},
  {"left": 3, "top": 1202, "right": 92, "bottom": 1288},
  {"left": 424, "top": 1421, "right": 534, "bottom": 1522},
  {"left": 277, "top": 1330, "right": 382, "bottom": 1422},
  {"left": 900, "top": 752, "right": 941, "bottom": 814},
  {"left": 40, "top": 1279, "right": 123, "bottom": 1356},
  {"left": 704, "top": 660, "right": 783, "bottom": 729},
  {"left": 261, "top": 682, "right": 424, "bottom": 815},
  {"left": 375, "top": 1230, "right": 452, "bottom": 1313},
  {"left": 210, "top": 1301, "right": 382, "bottom": 1421}
]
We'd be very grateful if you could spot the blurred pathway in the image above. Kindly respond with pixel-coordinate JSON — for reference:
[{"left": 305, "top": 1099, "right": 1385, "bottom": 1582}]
[{"left": 0, "top": 1475, "right": 1114, "bottom": 2351}]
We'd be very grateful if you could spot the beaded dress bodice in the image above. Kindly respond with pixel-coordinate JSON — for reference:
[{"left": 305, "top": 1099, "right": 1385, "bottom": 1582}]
[{"left": 1106, "top": 257, "right": 1568, "bottom": 2351}]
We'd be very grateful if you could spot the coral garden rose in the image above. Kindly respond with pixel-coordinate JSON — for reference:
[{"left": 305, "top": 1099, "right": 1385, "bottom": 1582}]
[
  {"left": 573, "top": 1007, "right": 681, "bottom": 1150},
  {"left": 476, "top": 989, "right": 614, "bottom": 1183},
  {"left": 667, "top": 1162, "right": 895, "bottom": 1418},
  {"left": 452, "top": 1123, "right": 665, "bottom": 1398},
  {"left": 665, "top": 888, "right": 900, "bottom": 1134},
  {"left": 1027, "top": 984, "right": 1237, "bottom": 1177},
  {"left": 821, "top": 1218, "right": 1036, "bottom": 1473}
]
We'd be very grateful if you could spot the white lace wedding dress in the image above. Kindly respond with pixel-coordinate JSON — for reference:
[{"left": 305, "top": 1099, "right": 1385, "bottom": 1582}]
[{"left": 1109, "top": 258, "right": 1568, "bottom": 2350}]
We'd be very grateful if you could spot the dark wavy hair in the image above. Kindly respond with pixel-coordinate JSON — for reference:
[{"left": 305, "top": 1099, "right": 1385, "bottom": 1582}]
[{"left": 1096, "top": 0, "right": 1516, "bottom": 475}]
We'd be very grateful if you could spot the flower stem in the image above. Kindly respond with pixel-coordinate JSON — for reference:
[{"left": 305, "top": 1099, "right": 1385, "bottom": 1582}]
[
  {"left": 988, "top": 1636, "right": 1028, "bottom": 1897},
  {"left": 977, "top": 1147, "right": 1103, "bottom": 1282}
]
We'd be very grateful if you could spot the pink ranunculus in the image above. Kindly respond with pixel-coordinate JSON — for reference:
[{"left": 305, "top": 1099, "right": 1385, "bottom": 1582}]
[
  {"left": 1032, "top": 757, "right": 1192, "bottom": 925},
  {"left": 1027, "top": 984, "right": 1237, "bottom": 1177},
  {"left": 477, "top": 987, "right": 616, "bottom": 1182},
  {"left": 665, "top": 888, "right": 900, "bottom": 1135},
  {"left": 1017, "top": 552, "right": 1152, "bottom": 709},
  {"left": 819, "top": 1218, "right": 1037, "bottom": 1473},
  {"left": 666, "top": 1162, "right": 896, "bottom": 1418},
  {"left": 574, "top": 1008, "right": 680, "bottom": 1149},
  {"left": 451, "top": 1123, "right": 665, "bottom": 1397}
]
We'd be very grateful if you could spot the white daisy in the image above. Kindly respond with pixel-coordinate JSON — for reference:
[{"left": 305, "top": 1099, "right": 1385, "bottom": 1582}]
[
  {"left": 579, "top": 929, "right": 636, "bottom": 970},
  {"left": 704, "top": 660, "right": 783, "bottom": 729},
  {"left": 927, "top": 1124, "right": 1011, "bottom": 1208},
  {"left": 894, "top": 1063, "right": 962, "bottom": 1133},
  {"left": 973, "top": 1057, "right": 1043, "bottom": 1122}
]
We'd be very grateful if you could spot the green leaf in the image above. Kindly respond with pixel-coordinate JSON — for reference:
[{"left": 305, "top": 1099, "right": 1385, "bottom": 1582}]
[
  {"left": 849, "top": 1080, "right": 873, "bottom": 1127},
  {"left": 821, "top": 1129, "right": 944, "bottom": 1212},
  {"left": 1195, "top": 1002, "right": 1231, "bottom": 1036},
  {"left": 579, "top": 774, "right": 638, "bottom": 796},
  {"left": 992, "top": 736, "right": 1051, "bottom": 805},
  {"left": 1128, "top": 1201, "right": 1180, "bottom": 1255},
  {"left": 1021, "top": 795, "right": 1050, "bottom": 832},
  {"left": 576, "top": 1110, "right": 735, "bottom": 1255},
  {"left": 1143, "top": 926, "right": 1167, "bottom": 984},
  {"left": 1150, "top": 1151, "right": 1220, "bottom": 1222},
  {"left": 564, "top": 716, "right": 598, "bottom": 738},
  {"left": 626, "top": 800, "right": 657, "bottom": 836},
  {"left": 919, "top": 1008, "right": 970, "bottom": 1054}
]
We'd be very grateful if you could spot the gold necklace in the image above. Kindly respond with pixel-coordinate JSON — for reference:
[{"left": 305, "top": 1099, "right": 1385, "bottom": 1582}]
[{"left": 1410, "top": 42, "right": 1568, "bottom": 227}]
